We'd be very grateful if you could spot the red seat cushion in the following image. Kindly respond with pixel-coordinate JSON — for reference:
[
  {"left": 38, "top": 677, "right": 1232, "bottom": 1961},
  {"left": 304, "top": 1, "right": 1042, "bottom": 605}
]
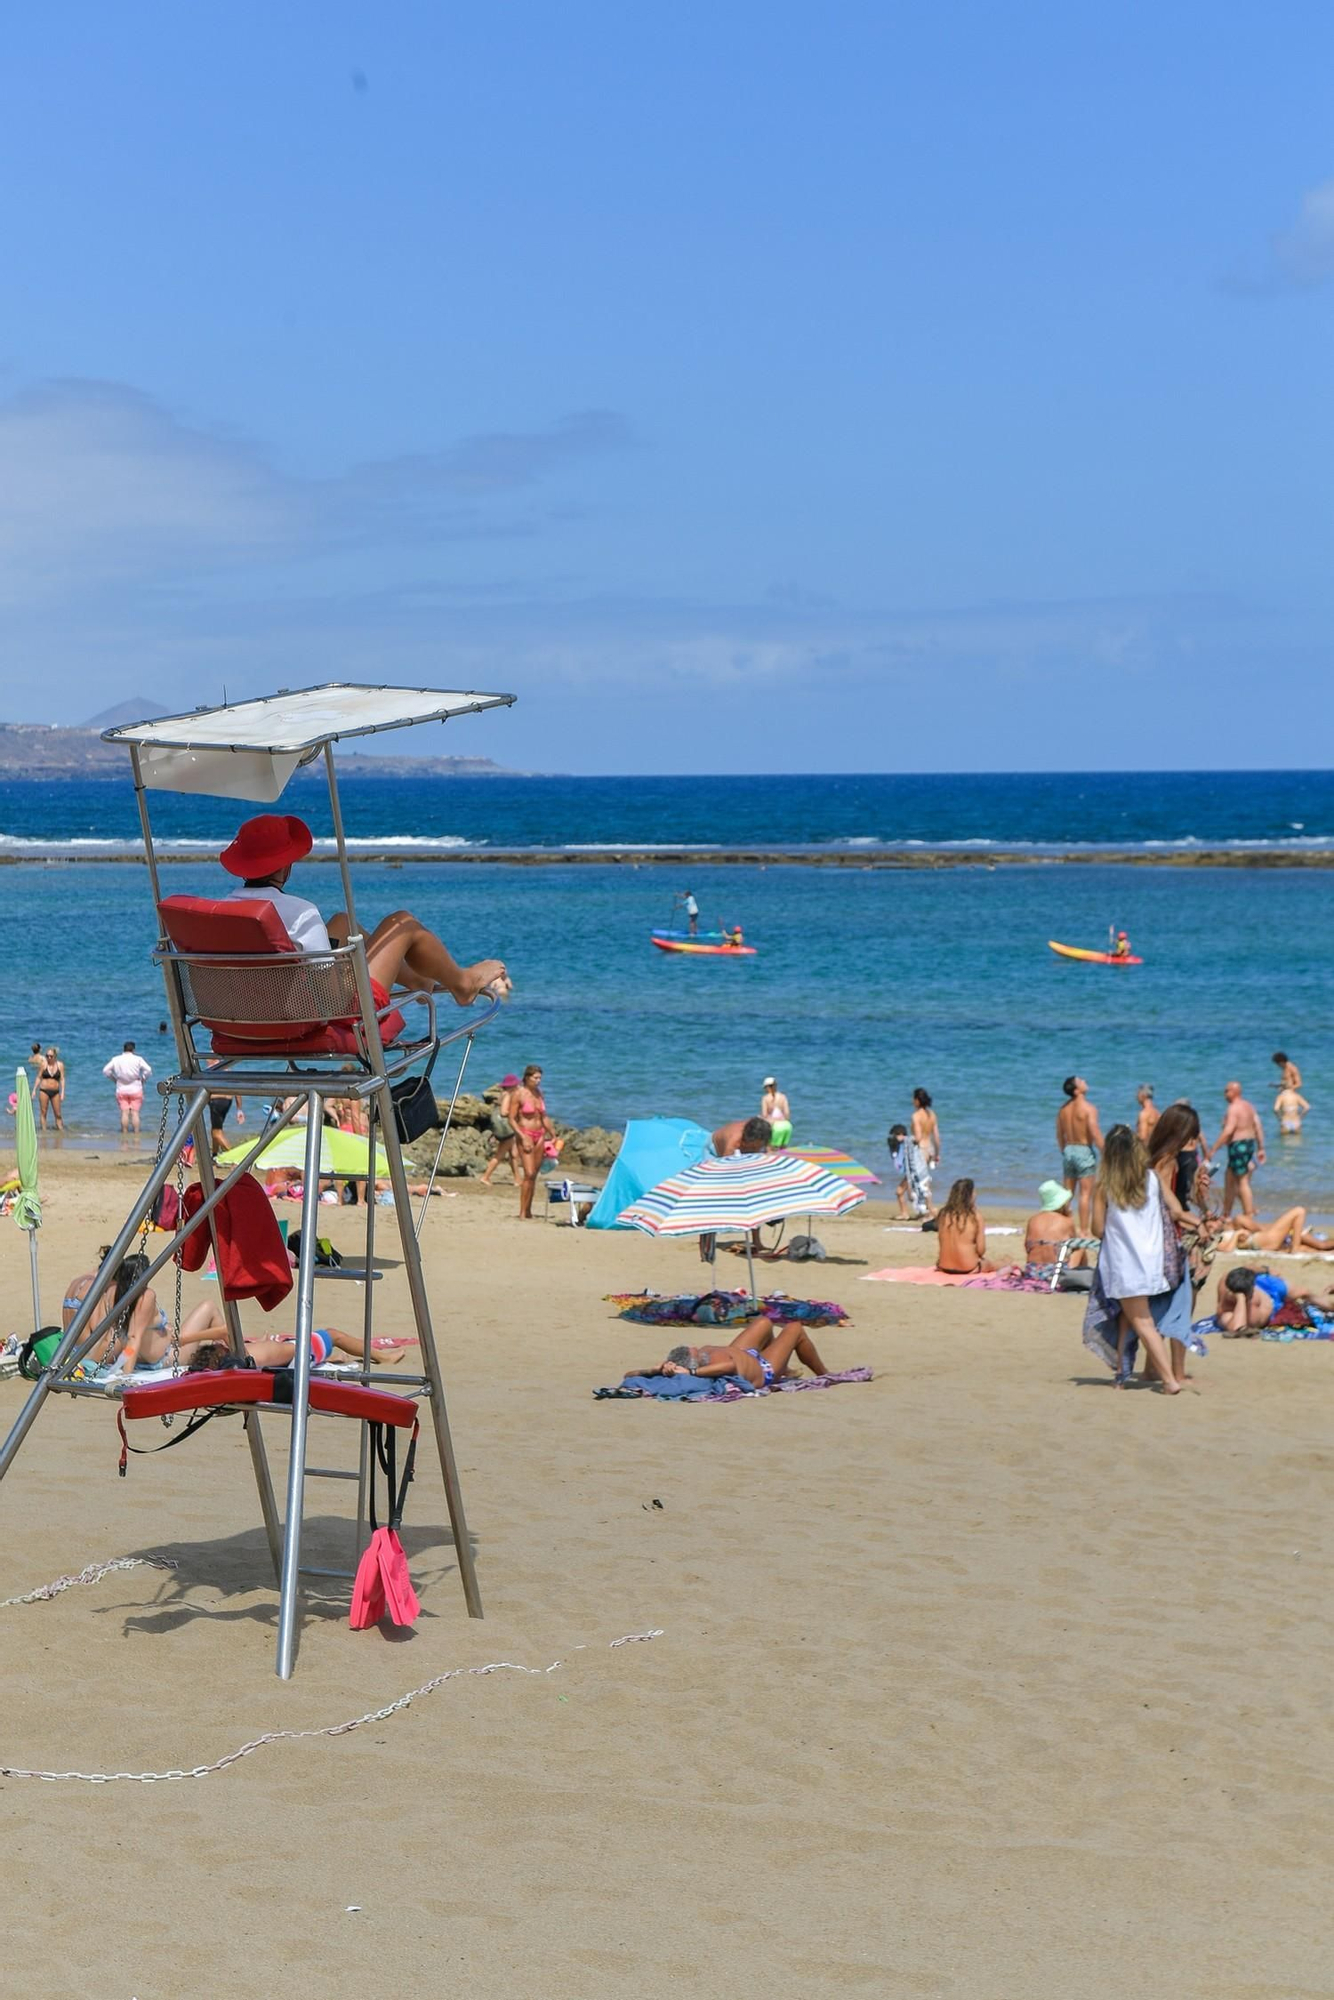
[
  {"left": 121, "top": 1368, "right": 418, "bottom": 1427},
  {"left": 158, "top": 896, "right": 405, "bottom": 1053}
]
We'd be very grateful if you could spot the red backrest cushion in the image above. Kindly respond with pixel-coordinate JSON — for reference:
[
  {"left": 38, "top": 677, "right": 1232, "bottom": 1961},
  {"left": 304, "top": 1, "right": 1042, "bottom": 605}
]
[{"left": 158, "top": 895, "right": 298, "bottom": 958}]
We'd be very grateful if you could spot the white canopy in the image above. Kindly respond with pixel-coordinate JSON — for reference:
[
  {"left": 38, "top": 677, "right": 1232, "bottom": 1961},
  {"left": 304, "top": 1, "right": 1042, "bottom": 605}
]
[{"left": 104, "top": 683, "right": 516, "bottom": 801}]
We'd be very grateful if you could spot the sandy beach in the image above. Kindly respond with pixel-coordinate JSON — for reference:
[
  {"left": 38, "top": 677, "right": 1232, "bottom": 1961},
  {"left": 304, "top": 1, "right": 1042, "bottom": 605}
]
[{"left": 1, "top": 1150, "right": 1331, "bottom": 1999}]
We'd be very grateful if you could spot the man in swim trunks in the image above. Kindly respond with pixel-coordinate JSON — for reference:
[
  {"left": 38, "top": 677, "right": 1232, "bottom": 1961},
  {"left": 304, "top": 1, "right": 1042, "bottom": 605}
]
[
  {"left": 1055, "top": 1076, "right": 1104, "bottom": 1235},
  {"left": 643, "top": 1314, "right": 831, "bottom": 1389},
  {"left": 1209, "top": 1081, "right": 1265, "bottom": 1222},
  {"left": 103, "top": 1040, "right": 152, "bottom": 1134},
  {"left": 220, "top": 814, "right": 509, "bottom": 1008}
]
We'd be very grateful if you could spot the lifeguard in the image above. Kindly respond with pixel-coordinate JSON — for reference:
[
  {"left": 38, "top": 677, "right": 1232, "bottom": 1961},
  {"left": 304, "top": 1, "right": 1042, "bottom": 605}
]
[{"left": 220, "top": 813, "right": 510, "bottom": 1008}]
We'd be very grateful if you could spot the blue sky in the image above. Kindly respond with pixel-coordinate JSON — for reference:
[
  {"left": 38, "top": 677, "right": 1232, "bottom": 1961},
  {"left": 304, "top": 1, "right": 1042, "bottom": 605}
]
[{"left": 3, "top": 3, "right": 1331, "bottom": 772}]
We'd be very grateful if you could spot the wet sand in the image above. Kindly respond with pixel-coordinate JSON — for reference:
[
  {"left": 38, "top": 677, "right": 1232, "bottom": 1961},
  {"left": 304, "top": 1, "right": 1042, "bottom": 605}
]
[{"left": 0, "top": 1153, "right": 1330, "bottom": 1999}]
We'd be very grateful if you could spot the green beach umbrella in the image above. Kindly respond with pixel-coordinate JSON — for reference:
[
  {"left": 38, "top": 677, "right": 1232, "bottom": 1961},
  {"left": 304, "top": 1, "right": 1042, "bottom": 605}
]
[
  {"left": 13, "top": 1067, "right": 42, "bottom": 1328},
  {"left": 217, "top": 1124, "right": 390, "bottom": 1179}
]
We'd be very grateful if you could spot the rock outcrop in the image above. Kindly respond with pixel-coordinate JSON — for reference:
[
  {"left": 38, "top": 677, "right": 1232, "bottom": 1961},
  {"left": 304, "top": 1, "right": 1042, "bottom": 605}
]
[{"left": 402, "top": 1085, "right": 621, "bottom": 1179}]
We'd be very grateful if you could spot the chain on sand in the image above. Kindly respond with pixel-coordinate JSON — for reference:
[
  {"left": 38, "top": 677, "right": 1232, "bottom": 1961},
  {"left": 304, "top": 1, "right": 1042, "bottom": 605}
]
[{"left": 0, "top": 1557, "right": 664, "bottom": 1785}]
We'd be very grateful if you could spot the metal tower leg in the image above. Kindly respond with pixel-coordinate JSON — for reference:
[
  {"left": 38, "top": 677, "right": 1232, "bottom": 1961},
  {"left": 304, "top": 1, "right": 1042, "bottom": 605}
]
[
  {"left": 274, "top": 1098, "right": 326, "bottom": 1679},
  {"left": 373, "top": 1079, "right": 483, "bottom": 1618}
]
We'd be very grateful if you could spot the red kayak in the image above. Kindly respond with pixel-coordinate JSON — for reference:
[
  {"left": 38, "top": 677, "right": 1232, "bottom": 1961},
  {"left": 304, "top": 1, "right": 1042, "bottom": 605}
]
[{"left": 1049, "top": 941, "right": 1143, "bottom": 965}]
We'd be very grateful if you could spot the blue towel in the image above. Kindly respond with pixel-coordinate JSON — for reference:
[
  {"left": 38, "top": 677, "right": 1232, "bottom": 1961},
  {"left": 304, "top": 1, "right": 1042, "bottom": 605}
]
[{"left": 593, "top": 1372, "right": 756, "bottom": 1400}]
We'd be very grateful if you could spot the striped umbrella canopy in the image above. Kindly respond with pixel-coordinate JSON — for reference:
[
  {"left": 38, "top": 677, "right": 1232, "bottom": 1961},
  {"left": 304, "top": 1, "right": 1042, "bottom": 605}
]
[
  {"left": 617, "top": 1150, "right": 867, "bottom": 1236},
  {"left": 784, "top": 1145, "right": 882, "bottom": 1186}
]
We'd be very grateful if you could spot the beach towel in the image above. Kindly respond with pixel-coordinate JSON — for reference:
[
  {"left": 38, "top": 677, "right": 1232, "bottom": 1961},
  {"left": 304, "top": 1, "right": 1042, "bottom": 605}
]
[
  {"left": 607, "top": 1288, "right": 849, "bottom": 1328},
  {"left": 861, "top": 1266, "right": 1055, "bottom": 1292},
  {"left": 594, "top": 1367, "right": 873, "bottom": 1402}
]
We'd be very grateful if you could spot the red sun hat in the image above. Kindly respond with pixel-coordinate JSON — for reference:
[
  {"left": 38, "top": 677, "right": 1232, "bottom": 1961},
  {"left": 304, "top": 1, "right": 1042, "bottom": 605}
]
[{"left": 220, "top": 814, "right": 314, "bottom": 879}]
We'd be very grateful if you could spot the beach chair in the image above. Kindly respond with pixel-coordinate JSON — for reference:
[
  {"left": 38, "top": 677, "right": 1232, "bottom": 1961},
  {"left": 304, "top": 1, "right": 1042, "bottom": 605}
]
[
  {"left": 0, "top": 684, "right": 513, "bottom": 1678},
  {"left": 546, "top": 1175, "right": 602, "bottom": 1225}
]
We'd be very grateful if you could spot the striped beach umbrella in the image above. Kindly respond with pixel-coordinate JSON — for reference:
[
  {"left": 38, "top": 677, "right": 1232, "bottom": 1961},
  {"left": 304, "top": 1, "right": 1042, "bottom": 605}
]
[
  {"left": 784, "top": 1145, "right": 882, "bottom": 1186},
  {"left": 618, "top": 1151, "right": 865, "bottom": 1299}
]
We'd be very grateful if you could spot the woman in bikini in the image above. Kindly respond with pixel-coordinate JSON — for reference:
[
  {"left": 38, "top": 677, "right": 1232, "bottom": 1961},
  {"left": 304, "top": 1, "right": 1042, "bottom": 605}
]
[
  {"left": 511, "top": 1063, "right": 553, "bottom": 1220},
  {"left": 62, "top": 1252, "right": 408, "bottom": 1374},
  {"left": 1218, "top": 1208, "right": 1330, "bottom": 1255},
  {"left": 36, "top": 1046, "right": 65, "bottom": 1130},
  {"left": 649, "top": 1314, "right": 831, "bottom": 1388},
  {"left": 935, "top": 1179, "right": 994, "bottom": 1275}
]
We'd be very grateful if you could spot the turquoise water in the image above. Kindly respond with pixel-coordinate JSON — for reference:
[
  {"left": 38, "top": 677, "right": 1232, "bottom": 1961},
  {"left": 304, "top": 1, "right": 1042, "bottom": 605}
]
[{"left": 4, "top": 856, "right": 1330, "bottom": 1217}]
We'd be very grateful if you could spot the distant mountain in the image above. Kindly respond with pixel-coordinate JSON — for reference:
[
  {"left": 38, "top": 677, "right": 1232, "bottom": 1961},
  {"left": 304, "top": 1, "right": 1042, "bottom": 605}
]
[
  {"left": 0, "top": 722, "right": 518, "bottom": 779},
  {"left": 81, "top": 696, "right": 169, "bottom": 728}
]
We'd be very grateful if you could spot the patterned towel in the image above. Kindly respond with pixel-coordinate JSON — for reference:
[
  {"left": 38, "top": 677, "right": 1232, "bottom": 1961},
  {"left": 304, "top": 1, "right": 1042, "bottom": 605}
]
[
  {"left": 607, "top": 1289, "right": 849, "bottom": 1327},
  {"left": 594, "top": 1366, "right": 874, "bottom": 1402}
]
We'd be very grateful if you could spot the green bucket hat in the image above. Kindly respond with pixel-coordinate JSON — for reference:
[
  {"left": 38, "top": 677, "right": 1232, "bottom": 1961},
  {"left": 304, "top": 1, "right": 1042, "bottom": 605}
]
[{"left": 1038, "top": 1180, "right": 1074, "bottom": 1213}]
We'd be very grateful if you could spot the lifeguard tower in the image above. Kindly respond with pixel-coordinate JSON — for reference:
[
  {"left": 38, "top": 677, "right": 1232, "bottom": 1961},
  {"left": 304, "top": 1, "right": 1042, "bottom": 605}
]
[{"left": 0, "top": 684, "right": 513, "bottom": 1677}]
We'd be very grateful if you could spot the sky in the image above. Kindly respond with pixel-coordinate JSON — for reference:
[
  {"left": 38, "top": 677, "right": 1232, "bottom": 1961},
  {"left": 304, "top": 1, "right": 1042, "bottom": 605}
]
[{"left": 3, "top": 2, "right": 1331, "bottom": 773}]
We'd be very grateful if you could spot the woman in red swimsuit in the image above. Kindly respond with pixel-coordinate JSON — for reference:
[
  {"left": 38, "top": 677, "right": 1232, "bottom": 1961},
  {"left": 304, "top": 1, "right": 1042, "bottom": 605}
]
[{"left": 512, "top": 1064, "right": 553, "bottom": 1220}]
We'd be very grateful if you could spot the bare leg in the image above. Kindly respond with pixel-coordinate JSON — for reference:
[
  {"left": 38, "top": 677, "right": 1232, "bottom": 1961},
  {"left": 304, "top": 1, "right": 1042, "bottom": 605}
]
[
  {"left": 749, "top": 1318, "right": 830, "bottom": 1379},
  {"left": 1078, "top": 1173, "right": 1095, "bottom": 1235},
  {"left": 1238, "top": 1169, "right": 1256, "bottom": 1224},
  {"left": 515, "top": 1139, "right": 543, "bottom": 1219},
  {"left": 1168, "top": 1338, "right": 1191, "bottom": 1385},
  {"left": 1119, "top": 1295, "right": 1181, "bottom": 1392},
  {"left": 1221, "top": 1167, "right": 1238, "bottom": 1218},
  {"left": 329, "top": 910, "right": 508, "bottom": 1008}
]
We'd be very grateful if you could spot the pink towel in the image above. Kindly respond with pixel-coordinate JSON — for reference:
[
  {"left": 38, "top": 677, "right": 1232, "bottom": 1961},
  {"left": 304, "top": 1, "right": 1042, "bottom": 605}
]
[{"left": 861, "top": 1266, "right": 975, "bottom": 1285}]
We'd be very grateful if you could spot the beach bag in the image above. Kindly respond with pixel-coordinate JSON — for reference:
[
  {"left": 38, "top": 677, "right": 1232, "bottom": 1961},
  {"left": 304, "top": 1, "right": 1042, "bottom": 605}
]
[
  {"left": 788, "top": 1234, "right": 827, "bottom": 1263},
  {"left": 350, "top": 1419, "right": 421, "bottom": 1631},
  {"left": 19, "top": 1327, "right": 64, "bottom": 1380},
  {"left": 151, "top": 1184, "right": 181, "bottom": 1233},
  {"left": 391, "top": 1072, "right": 440, "bottom": 1145},
  {"left": 288, "top": 1230, "right": 343, "bottom": 1268}
]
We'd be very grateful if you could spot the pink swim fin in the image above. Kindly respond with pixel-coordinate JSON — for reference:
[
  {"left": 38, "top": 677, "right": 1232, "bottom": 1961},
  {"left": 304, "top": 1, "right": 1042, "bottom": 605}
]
[
  {"left": 349, "top": 1537, "right": 387, "bottom": 1629},
  {"left": 349, "top": 1419, "right": 421, "bottom": 1631}
]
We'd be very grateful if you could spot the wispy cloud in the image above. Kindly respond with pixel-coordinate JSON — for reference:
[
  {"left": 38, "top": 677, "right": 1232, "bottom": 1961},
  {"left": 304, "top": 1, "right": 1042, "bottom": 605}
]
[
  {"left": 0, "top": 379, "right": 632, "bottom": 610},
  {"left": 1224, "top": 176, "right": 1334, "bottom": 295}
]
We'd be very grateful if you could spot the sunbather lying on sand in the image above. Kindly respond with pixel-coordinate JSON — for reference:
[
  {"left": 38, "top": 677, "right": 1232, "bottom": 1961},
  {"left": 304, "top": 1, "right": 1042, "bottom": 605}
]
[
  {"left": 1216, "top": 1207, "right": 1331, "bottom": 1255},
  {"left": 1214, "top": 1265, "right": 1334, "bottom": 1335},
  {"left": 637, "top": 1314, "right": 831, "bottom": 1388},
  {"left": 64, "top": 1259, "right": 409, "bottom": 1373}
]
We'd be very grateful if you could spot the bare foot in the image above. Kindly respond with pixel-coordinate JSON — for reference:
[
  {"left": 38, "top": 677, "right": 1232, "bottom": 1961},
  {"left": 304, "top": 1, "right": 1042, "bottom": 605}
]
[
  {"left": 455, "top": 960, "right": 509, "bottom": 1005},
  {"left": 1158, "top": 1380, "right": 1183, "bottom": 1395}
]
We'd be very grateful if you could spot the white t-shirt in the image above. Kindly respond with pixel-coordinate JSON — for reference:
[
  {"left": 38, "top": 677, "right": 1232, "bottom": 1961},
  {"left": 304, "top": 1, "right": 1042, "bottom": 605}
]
[
  {"left": 104, "top": 1052, "right": 152, "bottom": 1088},
  {"left": 226, "top": 884, "right": 330, "bottom": 954}
]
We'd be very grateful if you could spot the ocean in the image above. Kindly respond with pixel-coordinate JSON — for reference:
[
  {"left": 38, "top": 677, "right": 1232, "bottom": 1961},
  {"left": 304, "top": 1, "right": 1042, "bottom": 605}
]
[{"left": 3, "top": 772, "right": 1331, "bottom": 1217}]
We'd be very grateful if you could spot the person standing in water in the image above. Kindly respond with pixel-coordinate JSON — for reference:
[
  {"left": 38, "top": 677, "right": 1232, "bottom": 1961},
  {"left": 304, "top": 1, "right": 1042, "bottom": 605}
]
[
  {"left": 1135, "top": 1085, "right": 1159, "bottom": 1145},
  {"left": 761, "top": 1077, "right": 792, "bottom": 1145},
  {"left": 1056, "top": 1076, "right": 1104, "bottom": 1235},
  {"left": 1271, "top": 1051, "right": 1302, "bottom": 1091},
  {"left": 912, "top": 1088, "right": 940, "bottom": 1173},
  {"left": 1274, "top": 1079, "right": 1311, "bottom": 1136}
]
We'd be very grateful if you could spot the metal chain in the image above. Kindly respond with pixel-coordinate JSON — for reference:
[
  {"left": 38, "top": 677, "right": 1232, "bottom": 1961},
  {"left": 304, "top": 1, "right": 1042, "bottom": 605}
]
[{"left": 0, "top": 1561, "right": 663, "bottom": 1783}]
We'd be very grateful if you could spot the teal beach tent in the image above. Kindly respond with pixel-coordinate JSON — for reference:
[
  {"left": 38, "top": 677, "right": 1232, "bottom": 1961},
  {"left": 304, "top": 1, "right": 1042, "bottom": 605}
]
[{"left": 586, "top": 1117, "right": 712, "bottom": 1229}]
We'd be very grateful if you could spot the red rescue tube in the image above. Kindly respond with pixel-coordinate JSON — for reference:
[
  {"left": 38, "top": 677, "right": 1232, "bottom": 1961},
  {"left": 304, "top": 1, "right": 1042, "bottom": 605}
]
[{"left": 120, "top": 1368, "right": 418, "bottom": 1428}]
